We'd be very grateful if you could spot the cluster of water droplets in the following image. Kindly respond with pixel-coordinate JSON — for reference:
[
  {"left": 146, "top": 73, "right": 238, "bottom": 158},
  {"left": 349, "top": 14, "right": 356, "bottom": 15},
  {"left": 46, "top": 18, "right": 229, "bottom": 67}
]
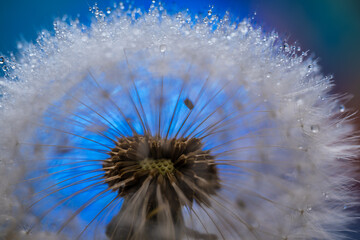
[
  {"left": 0, "top": 54, "right": 18, "bottom": 79},
  {"left": 0, "top": 1, "right": 311, "bottom": 84}
]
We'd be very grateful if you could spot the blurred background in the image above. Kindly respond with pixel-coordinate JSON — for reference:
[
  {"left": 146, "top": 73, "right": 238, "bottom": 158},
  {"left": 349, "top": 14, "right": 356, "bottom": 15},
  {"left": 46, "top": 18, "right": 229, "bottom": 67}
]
[{"left": 0, "top": 0, "right": 360, "bottom": 237}]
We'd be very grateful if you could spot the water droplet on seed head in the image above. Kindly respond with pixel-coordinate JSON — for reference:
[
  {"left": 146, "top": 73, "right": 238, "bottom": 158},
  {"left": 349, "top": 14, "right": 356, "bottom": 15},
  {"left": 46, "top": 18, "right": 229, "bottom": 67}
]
[
  {"left": 159, "top": 44, "right": 167, "bottom": 53},
  {"left": 310, "top": 125, "right": 320, "bottom": 133},
  {"left": 339, "top": 104, "right": 345, "bottom": 113}
]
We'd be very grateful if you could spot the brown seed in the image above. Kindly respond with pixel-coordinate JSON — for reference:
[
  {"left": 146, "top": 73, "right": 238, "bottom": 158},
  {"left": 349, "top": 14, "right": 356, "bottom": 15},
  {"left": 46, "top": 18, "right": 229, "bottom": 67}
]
[{"left": 184, "top": 98, "right": 194, "bottom": 110}]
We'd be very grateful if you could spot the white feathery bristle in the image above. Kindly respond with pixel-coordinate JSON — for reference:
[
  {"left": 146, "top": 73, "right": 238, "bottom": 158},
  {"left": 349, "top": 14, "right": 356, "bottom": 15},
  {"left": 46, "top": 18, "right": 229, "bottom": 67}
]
[{"left": 0, "top": 4, "right": 358, "bottom": 240}]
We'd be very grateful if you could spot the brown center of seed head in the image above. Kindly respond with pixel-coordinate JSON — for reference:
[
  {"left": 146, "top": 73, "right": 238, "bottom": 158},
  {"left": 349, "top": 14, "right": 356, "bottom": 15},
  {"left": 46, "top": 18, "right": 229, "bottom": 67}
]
[{"left": 103, "top": 135, "right": 220, "bottom": 206}]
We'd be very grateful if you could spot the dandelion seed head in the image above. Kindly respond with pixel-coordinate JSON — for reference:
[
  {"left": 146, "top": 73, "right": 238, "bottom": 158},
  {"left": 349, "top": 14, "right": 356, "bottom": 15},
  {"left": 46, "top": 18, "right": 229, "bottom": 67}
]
[{"left": 0, "top": 3, "right": 358, "bottom": 240}]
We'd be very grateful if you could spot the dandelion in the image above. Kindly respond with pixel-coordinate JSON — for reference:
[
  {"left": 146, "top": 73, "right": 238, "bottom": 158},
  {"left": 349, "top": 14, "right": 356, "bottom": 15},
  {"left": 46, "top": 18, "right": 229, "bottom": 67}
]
[{"left": 0, "top": 3, "right": 358, "bottom": 240}]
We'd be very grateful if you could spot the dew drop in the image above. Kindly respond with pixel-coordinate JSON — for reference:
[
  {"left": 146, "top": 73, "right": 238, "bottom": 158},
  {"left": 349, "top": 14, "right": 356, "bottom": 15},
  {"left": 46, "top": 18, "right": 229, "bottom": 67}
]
[
  {"left": 0, "top": 57, "right": 4, "bottom": 65},
  {"left": 208, "top": 9, "right": 212, "bottom": 16},
  {"left": 106, "top": 7, "right": 112, "bottom": 14},
  {"left": 283, "top": 43, "right": 290, "bottom": 52},
  {"left": 339, "top": 104, "right": 345, "bottom": 113},
  {"left": 310, "top": 125, "right": 320, "bottom": 133},
  {"left": 296, "top": 99, "right": 304, "bottom": 106},
  {"left": 223, "top": 11, "right": 230, "bottom": 22},
  {"left": 322, "top": 192, "right": 329, "bottom": 199},
  {"left": 2, "top": 66, "right": 8, "bottom": 72},
  {"left": 89, "top": 6, "right": 92, "bottom": 12},
  {"left": 239, "top": 24, "right": 248, "bottom": 34},
  {"left": 159, "top": 44, "right": 167, "bottom": 53},
  {"left": 81, "top": 36, "right": 88, "bottom": 42},
  {"left": 184, "top": 98, "right": 194, "bottom": 110}
]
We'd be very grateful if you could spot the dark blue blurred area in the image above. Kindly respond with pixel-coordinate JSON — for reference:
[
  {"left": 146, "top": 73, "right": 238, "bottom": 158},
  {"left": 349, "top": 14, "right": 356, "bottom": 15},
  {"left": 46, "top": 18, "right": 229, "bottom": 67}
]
[{"left": 0, "top": 0, "right": 360, "bottom": 238}]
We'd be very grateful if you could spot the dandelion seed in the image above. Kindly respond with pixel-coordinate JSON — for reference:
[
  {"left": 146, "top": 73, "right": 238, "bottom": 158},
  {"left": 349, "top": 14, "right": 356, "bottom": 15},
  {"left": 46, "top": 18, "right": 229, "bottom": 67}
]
[{"left": 0, "top": 3, "right": 359, "bottom": 240}]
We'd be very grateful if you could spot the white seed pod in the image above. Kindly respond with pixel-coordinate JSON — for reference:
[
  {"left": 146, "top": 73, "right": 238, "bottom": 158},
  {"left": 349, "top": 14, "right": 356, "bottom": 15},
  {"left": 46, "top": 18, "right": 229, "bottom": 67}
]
[{"left": 0, "top": 5, "right": 358, "bottom": 240}]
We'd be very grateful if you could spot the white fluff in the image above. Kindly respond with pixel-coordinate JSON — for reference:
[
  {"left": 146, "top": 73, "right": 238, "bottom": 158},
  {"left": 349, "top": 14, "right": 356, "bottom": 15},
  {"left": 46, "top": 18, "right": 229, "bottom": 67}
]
[{"left": 0, "top": 4, "right": 358, "bottom": 240}]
